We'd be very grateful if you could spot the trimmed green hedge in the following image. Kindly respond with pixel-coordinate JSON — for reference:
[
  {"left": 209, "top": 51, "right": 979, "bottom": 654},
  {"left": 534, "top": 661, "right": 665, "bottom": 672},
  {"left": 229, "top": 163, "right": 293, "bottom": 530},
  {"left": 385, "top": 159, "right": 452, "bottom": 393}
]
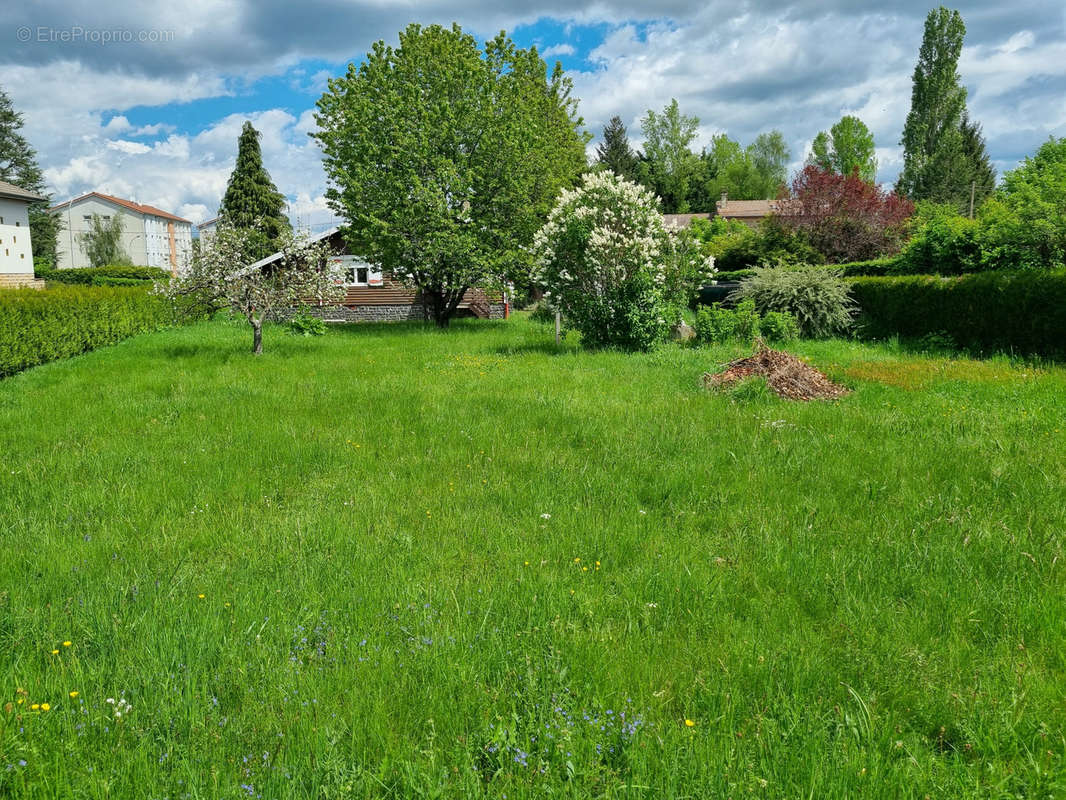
[
  {"left": 851, "top": 271, "right": 1066, "bottom": 356},
  {"left": 35, "top": 265, "right": 171, "bottom": 285},
  {"left": 0, "top": 285, "right": 176, "bottom": 377}
]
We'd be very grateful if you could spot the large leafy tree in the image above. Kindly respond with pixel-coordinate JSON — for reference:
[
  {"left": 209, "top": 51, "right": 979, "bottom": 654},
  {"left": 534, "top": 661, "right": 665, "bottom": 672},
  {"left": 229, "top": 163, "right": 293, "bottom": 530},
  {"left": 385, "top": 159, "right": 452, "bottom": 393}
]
[
  {"left": 809, "top": 115, "right": 877, "bottom": 182},
  {"left": 897, "top": 7, "right": 993, "bottom": 209},
  {"left": 219, "top": 121, "right": 291, "bottom": 261},
  {"left": 314, "top": 24, "right": 588, "bottom": 327},
  {"left": 596, "top": 116, "right": 640, "bottom": 182},
  {"left": 639, "top": 99, "right": 700, "bottom": 213},
  {"left": 0, "top": 86, "right": 60, "bottom": 266},
  {"left": 959, "top": 112, "right": 996, "bottom": 212},
  {"left": 697, "top": 131, "right": 790, "bottom": 205}
]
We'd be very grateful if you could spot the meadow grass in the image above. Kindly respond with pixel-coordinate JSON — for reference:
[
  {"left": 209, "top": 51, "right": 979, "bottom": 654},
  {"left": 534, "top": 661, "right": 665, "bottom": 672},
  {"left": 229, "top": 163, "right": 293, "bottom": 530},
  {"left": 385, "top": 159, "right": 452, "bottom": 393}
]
[{"left": 1, "top": 315, "right": 1064, "bottom": 798}]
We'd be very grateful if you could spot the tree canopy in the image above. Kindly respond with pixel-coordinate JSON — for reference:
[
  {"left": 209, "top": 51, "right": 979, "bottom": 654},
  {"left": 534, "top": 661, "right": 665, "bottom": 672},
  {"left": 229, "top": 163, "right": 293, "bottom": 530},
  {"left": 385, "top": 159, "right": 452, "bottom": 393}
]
[
  {"left": 809, "top": 115, "right": 877, "bottom": 183},
  {"left": 897, "top": 7, "right": 994, "bottom": 210},
  {"left": 219, "top": 121, "right": 291, "bottom": 260},
  {"left": 313, "top": 24, "right": 588, "bottom": 326},
  {"left": 0, "top": 85, "right": 59, "bottom": 266},
  {"left": 639, "top": 100, "right": 701, "bottom": 213},
  {"left": 698, "top": 131, "right": 790, "bottom": 205}
]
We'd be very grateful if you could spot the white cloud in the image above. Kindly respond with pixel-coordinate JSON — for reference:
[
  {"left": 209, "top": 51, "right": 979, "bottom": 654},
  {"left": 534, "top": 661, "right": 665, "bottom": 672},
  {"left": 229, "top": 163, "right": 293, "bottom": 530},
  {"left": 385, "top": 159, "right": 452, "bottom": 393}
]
[{"left": 541, "top": 43, "right": 575, "bottom": 58}]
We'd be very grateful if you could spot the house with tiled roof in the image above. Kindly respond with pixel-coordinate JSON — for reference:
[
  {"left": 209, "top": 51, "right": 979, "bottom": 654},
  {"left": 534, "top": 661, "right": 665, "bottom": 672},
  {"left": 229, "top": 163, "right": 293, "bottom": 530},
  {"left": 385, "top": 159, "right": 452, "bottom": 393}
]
[
  {"left": 0, "top": 180, "right": 48, "bottom": 288},
  {"left": 50, "top": 192, "right": 193, "bottom": 273},
  {"left": 714, "top": 193, "right": 782, "bottom": 227}
]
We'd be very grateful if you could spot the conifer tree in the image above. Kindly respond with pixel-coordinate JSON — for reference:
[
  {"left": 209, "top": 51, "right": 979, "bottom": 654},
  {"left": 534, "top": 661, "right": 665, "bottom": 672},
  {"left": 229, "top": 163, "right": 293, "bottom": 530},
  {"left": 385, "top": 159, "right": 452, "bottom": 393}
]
[
  {"left": 897, "top": 7, "right": 990, "bottom": 209},
  {"left": 219, "top": 121, "right": 291, "bottom": 259},
  {"left": 959, "top": 112, "right": 996, "bottom": 211},
  {"left": 0, "top": 86, "right": 60, "bottom": 266},
  {"left": 596, "top": 116, "right": 640, "bottom": 182}
]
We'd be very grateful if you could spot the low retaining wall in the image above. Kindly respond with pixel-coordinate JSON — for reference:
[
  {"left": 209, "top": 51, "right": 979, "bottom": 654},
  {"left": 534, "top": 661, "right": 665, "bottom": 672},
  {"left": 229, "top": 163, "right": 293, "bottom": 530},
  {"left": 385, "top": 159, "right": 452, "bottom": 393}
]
[
  {"left": 0, "top": 273, "right": 44, "bottom": 290},
  {"left": 285, "top": 302, "right": 507, "bottom": 323}
]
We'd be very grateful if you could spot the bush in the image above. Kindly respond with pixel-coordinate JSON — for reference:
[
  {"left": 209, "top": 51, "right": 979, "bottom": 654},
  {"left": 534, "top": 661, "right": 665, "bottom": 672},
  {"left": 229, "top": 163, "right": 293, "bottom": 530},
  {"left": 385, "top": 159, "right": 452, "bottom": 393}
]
[
  {"left": 759, "top": 311, "right": 800, "bottom": 342},
  {"left": 730, "top": 264, "right": 856, "bottom": 338},
  {"left": 850, "top": 271, "right": 1066, "bottom": 356},
  {"left": 287, "top": 311, "right": 327, "bottom": 336},
  {"left": 697, "top": 217, "right": 824, "bottom": 271},
  {"left": 693, "top": 300, "right": 799, "bottom": 345},
  {"left": 534, "top": 171, "right": 713, "bottom": 351},
  {"left": 36, "top": 265, "right": 171, "bottom": 285},
  {"left": 694, "top": 303, "right": 743, "bottom": 344},
  {"left": 0, "top": 285, "right": 179, "bottom": 378},
  {"left": 527, "top": 300, "right": 556, "bottom": 325},
  {"left": 836, "top": 257, "right": 904, "bottom": 277}
]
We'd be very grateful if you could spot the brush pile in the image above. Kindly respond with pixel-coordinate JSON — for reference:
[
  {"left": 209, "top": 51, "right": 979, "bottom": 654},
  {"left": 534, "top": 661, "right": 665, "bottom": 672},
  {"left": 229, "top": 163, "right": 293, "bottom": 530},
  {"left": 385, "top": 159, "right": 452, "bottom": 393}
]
[{"left": 702, "top": 345, "right": 850, "bottom": 401}]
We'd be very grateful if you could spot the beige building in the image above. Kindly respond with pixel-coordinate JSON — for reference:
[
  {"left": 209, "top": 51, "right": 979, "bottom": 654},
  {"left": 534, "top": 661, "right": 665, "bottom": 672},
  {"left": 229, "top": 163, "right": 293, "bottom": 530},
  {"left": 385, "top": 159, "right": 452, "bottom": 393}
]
[
  {"left": 0, "top": 179, "right": 46, "bottom": 288},
  {"left": 51, "top": 192, "right": 193, "bottom": 273}
]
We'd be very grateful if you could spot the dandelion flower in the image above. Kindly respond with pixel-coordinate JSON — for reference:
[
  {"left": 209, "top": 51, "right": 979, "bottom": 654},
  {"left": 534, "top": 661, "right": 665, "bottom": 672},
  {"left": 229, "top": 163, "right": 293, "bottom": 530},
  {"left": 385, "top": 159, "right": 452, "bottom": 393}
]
[
  {"left": 62, "top": 641, "right": 71, "bottom": 647},
  {"left": 198, "top": 594, "right": 205, "bottom": 599},
  {"left": 40, "top": 703, "right": 50, "bottom": 711},
  {"left": 574, "top": 557, "right": 580, "bottom": 563},
  {"left": 51, "top": 649, "right": 59, "bottom": 655},
  {"left": 685, "top": 719, "right": 695, "bottom": 727},
  {"left": 31, "top": 703, "right": 40, "bottom": 710},
  {"left": 69, "top": 691, "right": 79, "bottom": 698}
]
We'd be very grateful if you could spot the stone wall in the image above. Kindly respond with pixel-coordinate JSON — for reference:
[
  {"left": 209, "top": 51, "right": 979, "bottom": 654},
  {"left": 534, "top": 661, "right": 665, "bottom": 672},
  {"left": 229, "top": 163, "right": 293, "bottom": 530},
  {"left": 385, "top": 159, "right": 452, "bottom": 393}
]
[
  {"left": 0, "top": 273, "right": 44, "bottom": 289},
  {"left": 288, "top": 302, "right": 507, "bottom": 323}
]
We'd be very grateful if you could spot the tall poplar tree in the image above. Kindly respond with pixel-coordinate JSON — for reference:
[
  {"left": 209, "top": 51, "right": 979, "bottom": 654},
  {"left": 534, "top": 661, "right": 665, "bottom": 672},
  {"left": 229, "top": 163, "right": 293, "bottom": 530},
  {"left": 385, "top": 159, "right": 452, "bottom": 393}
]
[
  {"left": 596, "top": 116, "right": 640, "bottom": 182},
  {"left": 896, "top": 7, "right": 992, "bottom": 209},
  {"left": 219, "top": 121, "right": 291, "bottom": 260},
  {"left": 0, "top": 86, "right": 60, "bottom": 266}
]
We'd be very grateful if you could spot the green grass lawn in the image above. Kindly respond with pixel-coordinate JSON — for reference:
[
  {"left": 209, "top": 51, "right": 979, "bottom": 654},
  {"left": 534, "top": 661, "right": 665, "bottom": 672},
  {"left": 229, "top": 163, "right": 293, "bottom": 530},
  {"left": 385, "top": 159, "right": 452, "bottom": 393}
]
[{"left": 2, "top": 315, "right": 1064, "bottom": 798}]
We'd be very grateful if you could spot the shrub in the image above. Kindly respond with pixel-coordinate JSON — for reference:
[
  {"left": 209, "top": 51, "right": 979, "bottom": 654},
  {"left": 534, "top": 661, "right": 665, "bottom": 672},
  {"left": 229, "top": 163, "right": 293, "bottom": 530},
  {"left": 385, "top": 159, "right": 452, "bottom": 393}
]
[
  {"left": 759, "top": 311, "right": 800, "bottom": 342},
  {"left": 779, "top": 165, "right": 913, "bottom": 263},
  {"left": 850, "top": 271, "right": 1066, "bottom": 356},
  {"left": 287, "top": 311, "right": 327, "bottom": 336},
  {"left": 534, "top": 171, "right": 713, "bottom": 350},
  {"left": 694, "top": 304, "right": 740, "bottom": 344},
  {"left": 836, "top": 257, "right": 904, "bottom": 277},
  {"left": 701, "top": 217, "right": 824, "bottom": 271},
  {"left": 730, "top": 264, "right": 856, "bottom": 338},
  {"left": 36, "top": 265, "right": 171, "bottom": 285},
  {"left": 527, "top": 300, "right": 556, "bottom": 325},
  {"left": 0, "top": 285, "right": 179, "bottom": 378}
]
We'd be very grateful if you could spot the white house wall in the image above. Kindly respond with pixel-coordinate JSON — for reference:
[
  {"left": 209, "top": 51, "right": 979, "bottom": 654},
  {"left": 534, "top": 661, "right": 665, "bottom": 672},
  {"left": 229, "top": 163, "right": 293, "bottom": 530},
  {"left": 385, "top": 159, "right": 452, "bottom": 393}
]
[{"left": 0, "top": 197, "right": 34, "bottom": 276}]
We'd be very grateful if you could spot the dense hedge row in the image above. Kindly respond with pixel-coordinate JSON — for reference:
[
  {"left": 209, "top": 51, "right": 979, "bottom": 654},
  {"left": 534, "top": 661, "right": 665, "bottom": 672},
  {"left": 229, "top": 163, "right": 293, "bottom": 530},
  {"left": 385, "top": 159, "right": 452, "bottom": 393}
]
[
  {"left": 0, "top": 285, "right": 177, "bottom": 377},
  {"left": 851, "top": 271, "right": 1066, "bottom": 356},
  {"left": 35, "top": 265, "right": 171, "bottom": 285}
]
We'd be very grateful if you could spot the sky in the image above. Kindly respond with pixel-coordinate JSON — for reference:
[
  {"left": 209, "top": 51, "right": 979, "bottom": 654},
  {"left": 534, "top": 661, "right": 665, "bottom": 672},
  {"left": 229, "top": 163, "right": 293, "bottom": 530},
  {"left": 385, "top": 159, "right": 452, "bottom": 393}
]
[{"left": 3, "top": 2, "right": 1064, "bottom": 231}]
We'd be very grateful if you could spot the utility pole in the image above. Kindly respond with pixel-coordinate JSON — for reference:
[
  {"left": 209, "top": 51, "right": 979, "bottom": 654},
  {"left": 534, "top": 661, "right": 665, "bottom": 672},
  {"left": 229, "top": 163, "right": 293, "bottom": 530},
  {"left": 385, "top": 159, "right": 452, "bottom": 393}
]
[{"left": 969, "top": 181, "right": 976, "bottom": 219}]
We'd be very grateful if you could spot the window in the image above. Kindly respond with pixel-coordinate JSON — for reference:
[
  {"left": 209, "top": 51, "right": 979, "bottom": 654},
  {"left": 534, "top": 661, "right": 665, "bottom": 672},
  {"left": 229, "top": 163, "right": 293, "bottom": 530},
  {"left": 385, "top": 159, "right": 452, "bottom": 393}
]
[{"left": 345, "top": 266, "right": 370, "bottom": 285}]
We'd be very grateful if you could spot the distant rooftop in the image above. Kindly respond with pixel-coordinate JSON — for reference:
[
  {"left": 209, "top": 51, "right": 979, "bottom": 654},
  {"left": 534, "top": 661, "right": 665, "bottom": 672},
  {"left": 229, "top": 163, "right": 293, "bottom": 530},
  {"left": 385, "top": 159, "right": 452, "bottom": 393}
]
[
  {"left": 50, "top": 191, "right": 192, "bottom": 224},
  {"left": 0, "top": 180, "right": 47, "bottom": 203}
]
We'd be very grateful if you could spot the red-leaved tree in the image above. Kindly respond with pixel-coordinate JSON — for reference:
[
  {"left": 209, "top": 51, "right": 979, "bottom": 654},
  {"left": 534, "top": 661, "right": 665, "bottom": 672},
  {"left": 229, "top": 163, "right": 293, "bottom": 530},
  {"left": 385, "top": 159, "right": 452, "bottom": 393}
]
[{"left": 781, "top": 166, "right": 915, "bottom": 263}]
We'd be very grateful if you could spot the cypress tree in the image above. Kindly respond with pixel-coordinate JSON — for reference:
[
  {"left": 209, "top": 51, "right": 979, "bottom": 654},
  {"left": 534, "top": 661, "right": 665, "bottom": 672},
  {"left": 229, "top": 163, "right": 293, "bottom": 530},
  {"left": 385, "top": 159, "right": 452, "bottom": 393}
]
[
  {"left": 219, "top": 121, "right": 291, "bottom": 259},
  {"left": 596, "top": 116, "right": 640, "bottom": 182},
  {"left": 0, "top": 86, "right": 59, "bottom": 266}
]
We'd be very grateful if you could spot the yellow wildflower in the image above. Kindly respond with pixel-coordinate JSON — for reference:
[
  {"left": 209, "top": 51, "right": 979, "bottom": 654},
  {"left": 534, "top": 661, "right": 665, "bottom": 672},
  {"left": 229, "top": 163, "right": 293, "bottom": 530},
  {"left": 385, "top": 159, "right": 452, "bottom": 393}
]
[
  {"left": 62, "top": 641, "right": 71, "bottom": 647},
  {"left": 685, "top": 719, "right": 695, "bottom": 727},
  {"left": 51, "top": 649, "right": 59, "bottom": 655},
  {"left": 30, "top": 703, "right": 39, "bottom": 710},
  {"left": 40, "top": 703, "right": 50, "bottom": 711},
  {"left": 69, "top": 691, "right": 79, "bottom": 698},
  {"left": 198, "top": 594, "right": 205, "bottom": 599}
]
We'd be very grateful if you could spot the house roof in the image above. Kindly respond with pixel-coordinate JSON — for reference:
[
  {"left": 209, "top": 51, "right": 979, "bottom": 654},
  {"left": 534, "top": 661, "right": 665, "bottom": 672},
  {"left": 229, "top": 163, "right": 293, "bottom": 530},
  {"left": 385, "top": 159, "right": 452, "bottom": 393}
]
[
  {"left": 197, "top": 216, "right": 219, "bottom": 230},
  {"left": 715, "top": 199, "right": 779, "bottom": 218},
  {"left": 239, "top": 226, "right": 348, "bottom": 276},
  {"left": 0, "top": 180, "right": 47, "bottom": 203},
  {"left": 49, "top": 191, "right": 192, "bottom": 224},
  {"left": 662, "top": 213, "right": 713, "bottom": 228}
]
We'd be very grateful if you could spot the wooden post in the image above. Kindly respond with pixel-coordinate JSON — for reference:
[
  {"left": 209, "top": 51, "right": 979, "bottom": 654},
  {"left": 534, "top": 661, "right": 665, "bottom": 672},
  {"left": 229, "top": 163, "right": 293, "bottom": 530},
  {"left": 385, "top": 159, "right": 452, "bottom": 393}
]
[
  {"left": 969, "top": 181, "right": 976, "bottom": 219},
  {"left": 555, "top": 310, "right": 561, "bottom": 345}
]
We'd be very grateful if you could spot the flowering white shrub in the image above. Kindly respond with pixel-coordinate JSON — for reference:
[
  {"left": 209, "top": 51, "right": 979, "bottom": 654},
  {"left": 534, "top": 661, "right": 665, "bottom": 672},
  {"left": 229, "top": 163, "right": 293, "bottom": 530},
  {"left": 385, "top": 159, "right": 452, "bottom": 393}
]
[{"left": 533, "top": 171, "right": 714, "bottom": 350}]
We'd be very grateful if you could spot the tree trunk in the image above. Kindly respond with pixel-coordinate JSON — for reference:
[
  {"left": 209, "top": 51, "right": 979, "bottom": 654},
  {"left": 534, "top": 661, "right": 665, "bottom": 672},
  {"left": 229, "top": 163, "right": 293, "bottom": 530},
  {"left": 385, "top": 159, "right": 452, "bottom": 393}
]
[{"left": 252, "top": 319, "right": 263, "bottom": 355}]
